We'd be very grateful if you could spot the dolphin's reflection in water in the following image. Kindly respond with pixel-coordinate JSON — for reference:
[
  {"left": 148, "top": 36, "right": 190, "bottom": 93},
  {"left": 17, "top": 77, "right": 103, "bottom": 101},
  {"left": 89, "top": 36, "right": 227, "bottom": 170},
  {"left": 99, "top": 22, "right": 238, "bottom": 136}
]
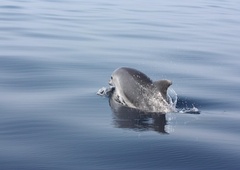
[{"left": 109, "top": 97, "right": 168, "bottom": 134}]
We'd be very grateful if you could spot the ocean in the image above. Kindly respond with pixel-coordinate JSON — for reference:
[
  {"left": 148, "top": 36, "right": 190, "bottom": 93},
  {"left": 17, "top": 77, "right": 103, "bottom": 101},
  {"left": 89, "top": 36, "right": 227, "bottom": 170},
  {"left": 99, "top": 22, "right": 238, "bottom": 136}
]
[{"left": 0, "top": 0, "right": 240, "bottom": 169}]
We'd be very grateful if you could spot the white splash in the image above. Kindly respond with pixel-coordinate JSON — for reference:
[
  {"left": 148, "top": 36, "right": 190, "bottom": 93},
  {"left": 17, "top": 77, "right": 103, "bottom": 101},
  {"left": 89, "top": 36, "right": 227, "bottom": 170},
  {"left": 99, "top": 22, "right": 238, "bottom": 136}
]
[
  {"left": 178, "top": 104, "right": 200, "bottom": 114},
  {"left": 167, "top": 88, "right": 178, "bottom": 111},
  {"left": 97, "top": 86, "right": 114, "bottom": 96}
]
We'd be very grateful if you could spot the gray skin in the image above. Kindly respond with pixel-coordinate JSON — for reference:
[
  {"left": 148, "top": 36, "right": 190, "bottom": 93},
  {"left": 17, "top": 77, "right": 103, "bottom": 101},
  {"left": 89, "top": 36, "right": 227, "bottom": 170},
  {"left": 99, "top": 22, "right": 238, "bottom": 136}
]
[{"left": 109, "top": 67, "right": 173, "bottom": 113}]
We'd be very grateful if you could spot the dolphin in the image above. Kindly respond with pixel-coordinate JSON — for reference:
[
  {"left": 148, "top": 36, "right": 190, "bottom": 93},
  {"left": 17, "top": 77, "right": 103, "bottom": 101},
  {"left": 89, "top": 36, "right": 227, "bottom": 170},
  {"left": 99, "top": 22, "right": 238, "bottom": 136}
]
[{"left": 109, "top": 67, "right": 173, "bottom": 113}]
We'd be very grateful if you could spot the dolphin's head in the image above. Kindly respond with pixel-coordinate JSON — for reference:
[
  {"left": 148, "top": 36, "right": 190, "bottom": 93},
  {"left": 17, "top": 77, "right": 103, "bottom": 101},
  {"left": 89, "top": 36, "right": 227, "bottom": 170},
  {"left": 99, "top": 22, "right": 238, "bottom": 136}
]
[
  {"left": 109, "top": 72, "right": 117, "bottom": 87},
  {"left": 109, "top": 67, "right": 124, "bottom": 87}
]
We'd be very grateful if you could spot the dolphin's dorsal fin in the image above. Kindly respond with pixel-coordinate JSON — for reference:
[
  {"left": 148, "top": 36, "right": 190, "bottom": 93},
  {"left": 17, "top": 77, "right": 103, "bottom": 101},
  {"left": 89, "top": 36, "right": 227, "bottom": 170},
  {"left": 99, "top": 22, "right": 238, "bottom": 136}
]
[{"left": 153, "top": 80, "right": 172, "bottom": 101}]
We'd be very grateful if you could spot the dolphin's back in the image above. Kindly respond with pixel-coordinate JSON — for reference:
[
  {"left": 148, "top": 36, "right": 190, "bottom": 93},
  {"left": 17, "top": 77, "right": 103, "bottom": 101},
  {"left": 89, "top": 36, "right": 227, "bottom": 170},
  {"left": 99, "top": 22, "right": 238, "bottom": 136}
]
[{"left": 120, "top": 67, "right": 152, "bottom": 86}]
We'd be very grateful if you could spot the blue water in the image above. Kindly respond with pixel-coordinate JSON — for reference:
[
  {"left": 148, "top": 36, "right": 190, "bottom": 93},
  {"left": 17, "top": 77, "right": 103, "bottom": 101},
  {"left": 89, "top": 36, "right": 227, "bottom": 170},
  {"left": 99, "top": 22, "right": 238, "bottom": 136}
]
[{"left": 0, "top": 0, "right": 240, "bottom": 169}]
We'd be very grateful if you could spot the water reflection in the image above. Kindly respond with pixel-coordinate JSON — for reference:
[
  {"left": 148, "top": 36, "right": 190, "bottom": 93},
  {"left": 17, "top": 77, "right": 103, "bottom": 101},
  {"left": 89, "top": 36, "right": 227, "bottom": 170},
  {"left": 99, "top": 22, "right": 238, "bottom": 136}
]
[{"left": 109, "top": 97, "right": 168, "bottom": 134}]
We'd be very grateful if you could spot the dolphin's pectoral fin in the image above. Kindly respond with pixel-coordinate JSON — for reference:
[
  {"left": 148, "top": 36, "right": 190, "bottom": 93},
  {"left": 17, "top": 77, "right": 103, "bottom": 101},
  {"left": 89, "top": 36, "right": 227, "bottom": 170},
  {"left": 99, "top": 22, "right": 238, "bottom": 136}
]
[{"left": 153, "top": 80, "right": 172, "bottom": 102}]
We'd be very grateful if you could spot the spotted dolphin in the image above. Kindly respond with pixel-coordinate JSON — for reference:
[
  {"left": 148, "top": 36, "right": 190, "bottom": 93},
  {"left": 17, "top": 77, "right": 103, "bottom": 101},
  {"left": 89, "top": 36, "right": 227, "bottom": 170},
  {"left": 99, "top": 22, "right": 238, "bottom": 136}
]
[{"left": 109, "top": 67, "right": 173, "bottom": 113}]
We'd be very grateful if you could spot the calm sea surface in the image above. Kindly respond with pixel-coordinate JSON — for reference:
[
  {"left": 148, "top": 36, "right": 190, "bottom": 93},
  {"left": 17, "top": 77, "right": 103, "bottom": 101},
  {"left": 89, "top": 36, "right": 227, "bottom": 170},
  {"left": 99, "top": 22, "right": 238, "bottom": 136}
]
[{"left": 0, "top": 0, "right": 240, "bottom": 169}]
